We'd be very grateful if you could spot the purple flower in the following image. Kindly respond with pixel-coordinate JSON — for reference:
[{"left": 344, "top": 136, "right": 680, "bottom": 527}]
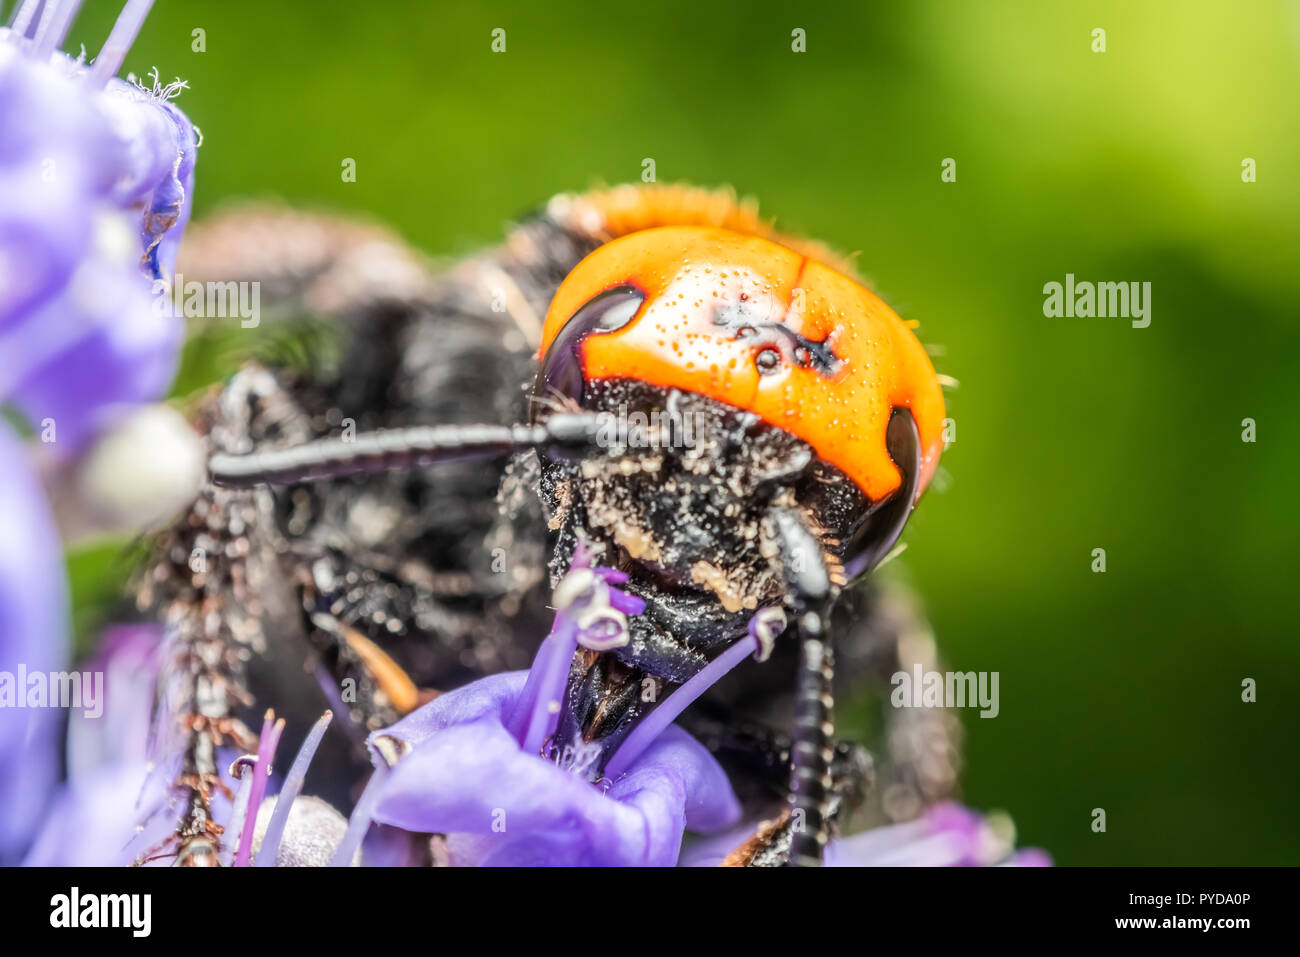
[
  {"left": 23, "top": 625, "right": 350, "bottom": 867},
  {"left": 0, "top": 1, "right": 196, "bottom": 862},
  {"left": 24, "top": 617, "right": 371, "bottom": 867},
  {"left": 1, "top": 1, "right": 197, "bottom": 454},
  {"left": 365, "top": 671, "right": 741, "bottom": 866},
  {"left": 825, "top": 802, "right": 1050, "bottom": 867},
  {"left": 0, "top": 425, "right": 67, "bottom": 864},
  {"left": 822, "top": 803, "right": 1051, "bottom": 867},
  {"left": 359, "top": 556, "right": 743, "bottom": 866},
  {"left": 20, "top": 624, "right": 190, "bottom": 867},
  {"left": 679, "top": 802, "right": 1051, "bottom": 867}
]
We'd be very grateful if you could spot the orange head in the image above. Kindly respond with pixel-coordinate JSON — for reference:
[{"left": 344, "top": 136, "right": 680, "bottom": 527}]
[{"left": 537, "top": 225, "right": 945, "bottom": 504}]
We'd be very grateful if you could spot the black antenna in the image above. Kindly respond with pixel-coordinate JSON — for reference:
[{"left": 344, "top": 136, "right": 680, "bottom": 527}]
[{"left": 209, "top": 413, "right": 613, "bottom": 488}]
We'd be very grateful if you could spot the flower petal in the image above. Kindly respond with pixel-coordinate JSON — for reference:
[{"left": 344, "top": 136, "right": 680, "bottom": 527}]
[
  {"left": 368, "top": 671, "right": 741, "bottom": 866},
  {"left": 0, "top": 424, "right": 67, "bottom": 863},
  {"left": 608, "top": 725, "right": 741, "bottom": 835},
  {"left": 0, "top": 41, "right": 195, "bottom": 453},
  {"left": 0, "top": 241, "right": 180, "bottom": 453}
]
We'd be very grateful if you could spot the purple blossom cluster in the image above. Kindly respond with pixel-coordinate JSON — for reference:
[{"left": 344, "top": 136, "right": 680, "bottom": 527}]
[{"left": 0, "top": 0, "right": 195, "bottom": 863}]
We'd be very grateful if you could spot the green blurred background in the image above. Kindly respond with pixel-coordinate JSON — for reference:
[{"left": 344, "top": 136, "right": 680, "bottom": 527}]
[{"left": 66, "top": 0, "right": 1299, "bottom": 864}]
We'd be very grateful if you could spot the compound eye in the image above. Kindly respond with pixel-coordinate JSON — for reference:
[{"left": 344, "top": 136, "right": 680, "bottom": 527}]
[
  {"left": 579, "top": 285, "right": 644, "bottom": 333},
  {"left": 839, "top": 407, "right": 923, "bottom": 580},
  {"left": 535, "top": 285, "right": 646, "bottom": 403}
]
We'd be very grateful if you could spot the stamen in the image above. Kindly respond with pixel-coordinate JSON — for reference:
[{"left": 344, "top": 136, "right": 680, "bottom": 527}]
[
  {"left": 220, "top": 757, "right": 257, "bottom": 867},
  {"left": 748, "top": 606, "right": 786, "bottom": 663},
  {"left": 8, "top": 0, "right": 41, "bottom": 36},
  {"left": 89, "top": 0, "right": 154, "bottom": 86},
  {"left": 255, "top": 711, "right": 333, "bottom": 867},
  {"left": 604, "top": 630, "right": 761, "bottom": 781},
  {"left": 233, "top": 710, "right": 283, "bottom": 868},
  {"left": 607, "top": 588, "right": 645, "bottom": 616},
  {"left": 574, "top": 606, "right": 631, "bottom": 652},
  {"left": 329, "top": 764, "right": 389, "bottom": 867},
  {"left": 505, "top": 554, "right": 642, "bottom": 754},
  {"left": 27, "top": 0, "right": 55, "bottom": 43},
  {"left": 32, "top": 0, "right": 81, "bottom": 57},
  {"left": 506, "top": 615, "right": 579, "bottom": 754},
  {"left": 228, "top": 754, "right": 259, "bottom": 779}
]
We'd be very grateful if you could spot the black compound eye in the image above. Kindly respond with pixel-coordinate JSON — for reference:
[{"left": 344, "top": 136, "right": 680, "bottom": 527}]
[
  {"left": 755, "top": 347, "right": 782, "bottom": 375},
  {"left": 839, "top": 407, "right": 923, "bottom": 581},
  {"left": 580, "top": 284, "right": 644, "bottom": 333},
  {"left": 536, "top": 285, "right": 645, "bottom": 403}
]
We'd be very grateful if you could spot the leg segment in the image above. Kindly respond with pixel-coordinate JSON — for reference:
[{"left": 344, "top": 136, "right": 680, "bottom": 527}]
[
  {"left": 138, "top": 365, "right": 312, "bottom": 864},
  {"left": 719, "top": 734, "right": 873, "bottom": 867},
  {"left": 768, "top": 505, "right": 839, "bottom": 866}
]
